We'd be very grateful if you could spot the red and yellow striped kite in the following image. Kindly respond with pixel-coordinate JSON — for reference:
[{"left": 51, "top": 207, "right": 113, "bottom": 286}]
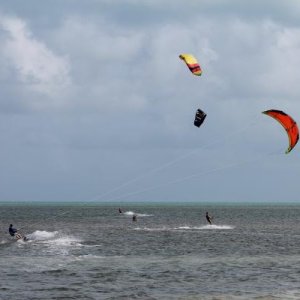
[{"left": 179, "top": 54, "right": 202, "bottom": 76}]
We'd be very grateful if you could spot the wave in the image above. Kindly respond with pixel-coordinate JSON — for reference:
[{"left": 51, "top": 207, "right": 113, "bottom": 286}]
[{"left": 123, "top": 211, "right": 153, "bottom": 217}]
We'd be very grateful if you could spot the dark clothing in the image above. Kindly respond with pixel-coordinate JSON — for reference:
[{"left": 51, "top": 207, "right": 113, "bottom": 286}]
[
  {"left": 9, "top": 226, "right": 17, "bottom": 237},
  {"left": 132, "top": 215, "right": 137, "bottom": 222},
  {"left": 119, "top": 208, "right": 122, "bottom": 213}
]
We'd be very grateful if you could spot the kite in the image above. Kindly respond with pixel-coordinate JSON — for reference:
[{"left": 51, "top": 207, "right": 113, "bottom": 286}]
[
  {"left": 179, "top": 54, "right": 202, "bottom": 76},
  {"left": 262, "top": 109, "right": 299, "bottom": 154},
  {"left": 194, "top": 109, "right": 207, "bottom": 128}
]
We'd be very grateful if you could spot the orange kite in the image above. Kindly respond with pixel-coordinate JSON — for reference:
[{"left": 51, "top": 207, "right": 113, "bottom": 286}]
[{"left": 262, "top": 109, "right": 299, "bottom": 154}]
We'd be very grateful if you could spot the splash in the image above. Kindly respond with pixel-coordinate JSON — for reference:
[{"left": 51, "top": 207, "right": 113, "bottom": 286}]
[
  {"left": 123, "top": 211, "right": 153, "bottom": 217},
  {"left": 27, "top": 230, "right": 58, "bottom": 241},
  {"left": 25, "top": 230, "right": 82, "bottom": 247}
]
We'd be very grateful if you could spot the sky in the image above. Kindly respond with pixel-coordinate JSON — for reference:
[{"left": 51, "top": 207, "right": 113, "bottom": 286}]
[{"left": 0, "top": 0, "right": 300, "bottom": 203}]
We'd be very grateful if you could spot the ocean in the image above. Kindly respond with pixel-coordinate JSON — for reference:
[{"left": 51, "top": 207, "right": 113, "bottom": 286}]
[{"left": 0, "top": 202, "right": 300, "bottom": 300}]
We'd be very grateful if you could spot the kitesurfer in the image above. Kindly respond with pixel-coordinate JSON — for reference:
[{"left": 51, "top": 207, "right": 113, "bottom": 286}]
[
  {"left": 9, "top": 224, "right": 27, "bottom": 241},
  {"left": 132, "top": 214, "right": 137, "bottom": 222},
  {"left": 119, "top": 208, "right": 122, "bottom": 214},
  {"left": 206, "top": 212, "right": 212, "bottom": 225},
  {"left": 8, "top": 224, "right": 18, "bottom": 237}
]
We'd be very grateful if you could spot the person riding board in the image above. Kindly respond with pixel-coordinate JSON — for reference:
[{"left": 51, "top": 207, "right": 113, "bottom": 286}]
[
  {"left": 118, "top": 208, "right": 122, "bottom": 214},
  {"left": 206, "top": 212, "right": 213, "bottom": 225},
  {"left": 9, "top": 224, "right": 27, "bottom": 241}
]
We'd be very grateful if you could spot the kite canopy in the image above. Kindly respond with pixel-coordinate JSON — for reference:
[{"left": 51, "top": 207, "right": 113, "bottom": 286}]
[
  {"left": 179, "top": 54, "right": 202, "bottom": 76},
  {"left": 262, "top": 109, "right": 299, "bottom": 154},
  {"left": 194, "top": 109, "right": 207, "bottom": 127}
]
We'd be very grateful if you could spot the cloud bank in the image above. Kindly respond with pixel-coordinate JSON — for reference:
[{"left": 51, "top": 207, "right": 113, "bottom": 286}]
[{"left": 0, "top": 2, "right": 300, "bottom": 202}]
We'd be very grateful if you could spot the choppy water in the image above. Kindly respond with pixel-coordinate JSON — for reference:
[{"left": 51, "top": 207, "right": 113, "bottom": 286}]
[{"left": 1, "top": 203, "right": 300, "bottom": 299}]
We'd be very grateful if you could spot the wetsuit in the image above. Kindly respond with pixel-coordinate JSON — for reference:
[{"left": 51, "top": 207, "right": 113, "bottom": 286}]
[{"left": 9, "top": 226, "right": 17, "bottom": 237}]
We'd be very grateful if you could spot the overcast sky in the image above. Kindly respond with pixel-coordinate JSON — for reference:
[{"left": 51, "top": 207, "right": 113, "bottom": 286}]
[{"left": 0, "top": 0, "right": 300, "bottom": 203}]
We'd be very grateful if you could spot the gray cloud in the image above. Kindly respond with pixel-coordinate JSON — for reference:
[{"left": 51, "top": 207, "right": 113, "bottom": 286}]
[{"left": 0, "top": 2, "right": 300, "bottom": 202}]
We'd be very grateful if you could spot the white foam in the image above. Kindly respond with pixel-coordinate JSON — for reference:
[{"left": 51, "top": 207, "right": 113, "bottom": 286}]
[
  {"left": 47, "top": 236, "right": 82, "bottom": 247},
  {"left": 175, "top": 226, "right": 191, "bottom": 230},
  {"left": 27, "top": 230, "right": 58, "bottom": 241},
  {"left": 134, "top": 227, "right": 169, "bottom": 231},
  {"left": 16, "top": 238, "right": 27, "bottom": 244},
  {"left": 0, "top": 239, "right": 10, "bottom": 245},
  {"left": 134, "top": 225, "right": 234, "bottom": 231},
  {"left": 25, "top": 230, "right": 83, "bottom": 247},
  {"left": 124, "top": 211, "right": 153, "bottom": 217},
  {"left": 123, "top": 210, "right": 135, "bottom": 215},
  {"left": 176, "top": 225, "right": 234, "bottom": 230},
  {"left": 78, "top": 254, "right": 105, "bottom": 259}
]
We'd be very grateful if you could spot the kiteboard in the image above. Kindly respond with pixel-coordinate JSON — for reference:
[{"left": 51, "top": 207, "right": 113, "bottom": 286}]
[
  {"left": 15, "top": 233, "right": 28, "bottom": 241},
  {"left": 15, "top": 233, "right": 23, "bottom": 240}
]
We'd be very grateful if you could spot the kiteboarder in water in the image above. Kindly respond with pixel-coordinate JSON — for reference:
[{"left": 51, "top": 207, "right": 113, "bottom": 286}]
[
  {"left": 8, "top": 224, "right": 18, "bottom": 237},
  {"left": 118, "top": 208, "right": 122, "bottom": 213},
  {"left": 132, "top": 214, "right": 137, "bottom": 222},
  {"left": 8, "top": 224, "right": 28, "bottom": 241},
  {"left": 206, "top": 212, "right": 212, "bottom": 225}
]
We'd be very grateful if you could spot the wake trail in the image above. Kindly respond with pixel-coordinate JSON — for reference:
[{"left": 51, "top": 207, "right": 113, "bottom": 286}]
[
  {"left": 123, "top": 211, "right": 153, "bottom": 217},
  {"left": 133, "top": 225, "right": 234, "bottom": 231}
]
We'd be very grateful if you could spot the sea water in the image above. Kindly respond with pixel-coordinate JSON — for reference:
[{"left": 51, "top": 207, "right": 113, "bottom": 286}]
[{"left": 0, "top": 202, "right": 300, "bottom": 299}]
